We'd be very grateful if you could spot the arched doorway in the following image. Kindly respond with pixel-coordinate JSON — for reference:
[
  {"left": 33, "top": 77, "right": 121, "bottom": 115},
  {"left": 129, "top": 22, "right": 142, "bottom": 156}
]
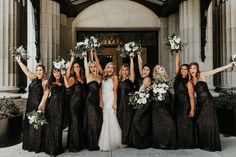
[{"left": 71, "top": 0, "right": 162, "bottom": 73}]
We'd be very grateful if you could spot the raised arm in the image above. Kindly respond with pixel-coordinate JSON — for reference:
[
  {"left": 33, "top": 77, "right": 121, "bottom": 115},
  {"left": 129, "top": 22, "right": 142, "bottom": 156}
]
[
  {"left": 138, "top": 54, "right": 143, "bottom": 77},
  {"left": 113, "top": 76, "right": 118, "bottom": 112},
  {"left": 15, "top": 56, "right": 36, "bottom": 81},
  {"left": 175, "top": 52, "right": 180, "bottom": 76},
  {"left": 201, "top": 61, "right": 235, "bottom": 78},
  {"left": 82, "top": 52, "right": 89, "bottom": 79},
  {"left": 93, "top": 49, "right": 103, "bottom": 75},
  {"left": 66, "top": 50, "right": 75, "bottom": 79},
  {"left": 129, "top": 53, "right": 135, "bottom": 82},
  {"left": 187, "top": 81, "right": 195, "bottom": 118}
]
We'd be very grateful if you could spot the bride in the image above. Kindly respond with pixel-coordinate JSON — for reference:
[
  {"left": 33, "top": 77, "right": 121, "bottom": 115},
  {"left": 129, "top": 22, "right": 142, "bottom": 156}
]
[{"left": 98, "top": 62, "right": 123, "bottom": 151}]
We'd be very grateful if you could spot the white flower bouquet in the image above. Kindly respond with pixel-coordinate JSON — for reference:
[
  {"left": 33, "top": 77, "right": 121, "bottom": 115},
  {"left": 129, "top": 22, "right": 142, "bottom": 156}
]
[
  {"left": 151, "top": 81, "right": 169, "bottom": 101},
  {"left": 74, "top": 36, "right": 101, "bottom": 59},
  {"left": 230, "top": 54, "right": 236, "bottom": 62},
  {"left": 117, "top": 41, "right": 142, "bottom": 58},
  {"left": 166, "top": 33, "right": 185, "bottom": 54},
  {"left": 9, "top": 45, "right": 30, "bottom": 60},
  {"left": 128, "top": 89, "right": 151, "bottom": 109},
  {"left": 26, "top": 110, "right": 47, "bottom": 129},
  {"left": 52, "top": 56, "right": 70, "bottom": 70}
]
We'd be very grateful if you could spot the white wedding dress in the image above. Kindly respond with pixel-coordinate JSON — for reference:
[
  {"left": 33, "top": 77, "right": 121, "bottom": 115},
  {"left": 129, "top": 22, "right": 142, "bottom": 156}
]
[{"left": 98, "top": 78, "right": 123, "bottom": 151}]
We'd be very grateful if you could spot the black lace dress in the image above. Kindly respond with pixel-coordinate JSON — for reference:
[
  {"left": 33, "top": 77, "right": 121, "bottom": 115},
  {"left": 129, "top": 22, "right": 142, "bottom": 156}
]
[
  {"left": 129, "top": 78, "right": 151, "bottom": 149},
  {"left": 117, "top": 79, "right": 135, "bottom": 145},
  {"left": 84, "top": 81, "right": 103, "bottom": 150},
  {"left": 67, "top": 82, "right": 85, "bottom": 152},
  {"left": 42, "top": 84, "right": 65, "bottom": 156},
  {"left": 174, "top": 79, "right": 196, "bottom": 149},
  {"left": 22, "top": 78, "right": 44, "bottom": 152},
  {"left": 195, "top": 81, "right": 221, "bottom": 151},
  {"left": 152, "top": 91, "right": 177, "bottom": 149}
]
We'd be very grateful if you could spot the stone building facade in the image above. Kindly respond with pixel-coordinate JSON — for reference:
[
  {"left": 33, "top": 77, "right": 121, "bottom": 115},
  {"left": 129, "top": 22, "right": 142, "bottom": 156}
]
[{"left": 0, "top": 0, "right": 235, "bottom": 92}]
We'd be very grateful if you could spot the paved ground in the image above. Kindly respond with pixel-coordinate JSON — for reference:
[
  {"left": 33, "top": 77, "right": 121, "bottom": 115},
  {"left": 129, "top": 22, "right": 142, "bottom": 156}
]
[
  {"left": 1, "top": 93, "right": 235, "bottom": 157},
  {"left": 0, "top": 133, "right": 236, "bottom": 157}
]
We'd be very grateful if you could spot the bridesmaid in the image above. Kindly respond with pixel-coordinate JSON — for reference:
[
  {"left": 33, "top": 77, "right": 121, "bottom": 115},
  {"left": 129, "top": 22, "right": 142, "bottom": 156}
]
[
  {"left": 129, "top": 54, "right": 152, "bottom": 149},
  {"left": 174, "top": 52, "right": 196, "bottom": 149},
  {"left": 63, "top": 54, "right": 86, "bottom": 152},
  {"left": 39, "top": 69, "right": 65, "bottom": 157},
  {"left": 15, "top": 56, "right": 47, "bottom": 153},
  {"left": 151, "top": 65, "right": 176, "bottom": 149},
  {"left": 189, "top": 61, "right": 235, "bottom": 151},
  {"left": 82, "top": 50, "right": 103, "bottom": 150},
  {"left": 117, "top": 52, "right": 135, "bottom": 146}
]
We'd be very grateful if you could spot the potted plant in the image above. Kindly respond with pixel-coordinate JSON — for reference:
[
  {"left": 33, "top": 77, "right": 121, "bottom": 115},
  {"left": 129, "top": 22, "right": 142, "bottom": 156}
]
[
  {"left": 0, "top": 97, "right": 23, "bottom": 148},
  {"left": 214, "top": 90, "right": 236, "bottom": 136}
]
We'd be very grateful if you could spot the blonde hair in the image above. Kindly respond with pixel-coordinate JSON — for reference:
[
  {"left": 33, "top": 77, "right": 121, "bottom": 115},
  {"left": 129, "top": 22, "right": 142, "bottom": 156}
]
[
  {"left": 88, "top": 61, "right": 99, "bottom": 75},
  {"left": 118, "top": 63, "right": 130, "bottom": 81},
  {"left": 103, "top": 62, "right": 116, "bottom": 80},
  {"left": 153, "top": 65, "right": 169, "bottom": 82}
]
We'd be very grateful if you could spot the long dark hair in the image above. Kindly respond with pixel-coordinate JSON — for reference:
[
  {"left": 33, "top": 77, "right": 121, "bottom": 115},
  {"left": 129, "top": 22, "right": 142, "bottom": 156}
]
[
  {"left": 189, "top": 62, "right": 200, "bottom": 81},
  {"left": 142, "top": 64, "right": 152, "bottom": 78},
  {"left": 71, "top": 61, "right": 85, "bottom": 83},
  {"left": 48, "top": 69, "right": 63, "bottom": 86},
  {"left": 176, "top": 63, "right": 190, "bottom": 83}
]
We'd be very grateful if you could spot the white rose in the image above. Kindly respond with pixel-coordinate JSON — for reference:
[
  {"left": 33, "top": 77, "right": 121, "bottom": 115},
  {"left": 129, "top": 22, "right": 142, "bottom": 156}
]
[
  {"left": 232, "top": 54, "right": 236, "bottom": 60},
  {"left": 175, "top": 44, "right": 180, "bottom": 50},
  {"left": 124, "top": 45, "right": 131, "bottom": 52},
  {"left": 84, "top": 38, "right": 89, "bottom": 45},
  {"left": 158, "top": 95, "right": 163, "bottom": 101},
  {"left": 157, "top": 88, "right": 167, "bottom": 94},
  {"left": 137, "top": 99, "right": 142, "bottom": 104},
  {"left": 141, "top": 98, "right": 147, "bottom": 104},
  {"left": 175, "top": 37, "right": 181, "bottom": 44}
]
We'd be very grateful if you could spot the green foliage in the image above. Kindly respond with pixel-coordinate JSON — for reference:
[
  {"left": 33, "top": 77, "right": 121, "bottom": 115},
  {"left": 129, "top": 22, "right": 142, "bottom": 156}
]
[
  {"left": 214, "top": 90, "right": 236, "bottom": 109},
  {"left": 0, "top": 98, "right": 21, "bottom": 119}
]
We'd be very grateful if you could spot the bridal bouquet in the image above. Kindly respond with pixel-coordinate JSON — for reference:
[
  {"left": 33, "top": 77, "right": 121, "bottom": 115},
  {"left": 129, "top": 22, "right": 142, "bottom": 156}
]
[
  {"left": 117, "top": 41, "right": 142, "bottom": 58},
  {"left": 9, "top": 45, "right": 30, "bottom": 60},
  {"left": 52, "top": 56, "right": 70, "bottom": 71},
  {"left": 166, "top": 33, "right": 185, "bottom": 54},
  {"left": 230, "top": 54, "right": 236, "bottom": 62},
  {"left": 74, "top": 36, "right": 101, "bottom": 59},
  {"left": 128, "top": 89, "right": 151, "bottom": 109},
  {"left": 151, "top": 80, "right": 169, "bottom": 101},
  {"left": 26, "top": 110, "right": 47, "bottom": 129}
]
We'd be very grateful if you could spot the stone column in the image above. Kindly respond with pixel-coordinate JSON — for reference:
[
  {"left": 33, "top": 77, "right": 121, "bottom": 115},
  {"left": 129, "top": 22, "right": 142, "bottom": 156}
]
[
  {"left": 0, "top": 0, "right": 19, "bottom": 92},
  {"left": 40, "top": 0, "right": 60, "bottom": 71},
  {"left": 179, "top": 0, "right": 201, "bottom": 63},
  {"left": 60, "top": 14, "right": 67, "bottom": 59},
  {"left": 166, "top": 13, "right": 179, "bottom": 80},
  {"left": 222, "top": 1, "right": 236, "bottom": 88}
]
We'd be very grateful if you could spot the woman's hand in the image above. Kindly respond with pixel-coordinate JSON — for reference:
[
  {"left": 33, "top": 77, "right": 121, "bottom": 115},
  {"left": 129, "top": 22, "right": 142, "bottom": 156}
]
[
  {"left": 38, "top": 104, "right": 45, "bottom": 113},
  {"left": 69, "top": 49, "right": 75, "bottom": 57},
  {"left": 82, "top": 51, "right": 87, "bottom": 58},
  {"left": 130, "top": 52, "right": 135, "bottom": 58},
  {"left": 15, "top": 56, "right": 21, "bottom": 63},
  {"left": 113, "top": 104, "right": 117, "bottom": 112},
  {"left": 189, "top": 109, "right": 195, "bottom": 118}
]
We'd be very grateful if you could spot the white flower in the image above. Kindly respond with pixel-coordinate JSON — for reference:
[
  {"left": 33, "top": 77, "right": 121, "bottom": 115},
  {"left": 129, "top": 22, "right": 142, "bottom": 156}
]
[
  {"left": 158, "top": 95, "right": 163, "bottom": 101},
  {"left": 175, "top": 37, "right": 181, "bottom": 44},
  {"left": 139, "top": 92, "right": 145, "bottom": 98},
  {"left": 137, "top": 99, "right": 142, "bottom": 104},
  {"left": 174, "top": 44, "right": 180, "bottom": 50},
  {"left": 84, "top": 38, "right": 89, "bottom": 45},
  {"left": 232, "top": 54, "right": 236, "bottom": 61},
  {"left": 157, "top": 88, "right": 167, "bottom": 94},
  {"left": 141, "top": 98, "right": 147, "bottom": 104}
]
